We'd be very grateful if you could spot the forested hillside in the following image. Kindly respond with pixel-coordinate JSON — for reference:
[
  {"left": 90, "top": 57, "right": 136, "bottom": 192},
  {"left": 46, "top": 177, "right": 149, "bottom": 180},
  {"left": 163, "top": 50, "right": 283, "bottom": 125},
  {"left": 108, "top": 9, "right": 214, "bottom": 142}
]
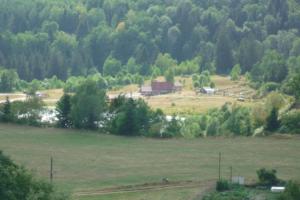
[{"left": 0, "top": 0, "right": 300, "bottom": 84}]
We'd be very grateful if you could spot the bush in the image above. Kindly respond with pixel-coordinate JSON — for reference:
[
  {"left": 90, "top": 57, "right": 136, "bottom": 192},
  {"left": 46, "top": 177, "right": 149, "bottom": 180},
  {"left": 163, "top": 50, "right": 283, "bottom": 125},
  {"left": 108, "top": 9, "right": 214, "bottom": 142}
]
[
  {"left": 260, "top": 82, "right": 280, "bottom": 96},
  {"left": 256, "top": 168, "right": 279, "bottom": 186},
  {"left": 216, "top": 180, "right": 230, "bottom": 192},
  {"left": 11, "top": 97, "right": 45, "bottom": 126},
  {"left": 0, "top": 150, "right": 68, "bottom": 200},
  {"left": 265, "top": 108, "right": 280, "bottom": 132},
  {"left": 279, "top": 181, "right": 300, "bottom": 200},
  {"left": 281, "top": 111, "right": 300, "bottom": 133},
  {"left": 203, "top": 188, "right": 249, "bottom": 200}
]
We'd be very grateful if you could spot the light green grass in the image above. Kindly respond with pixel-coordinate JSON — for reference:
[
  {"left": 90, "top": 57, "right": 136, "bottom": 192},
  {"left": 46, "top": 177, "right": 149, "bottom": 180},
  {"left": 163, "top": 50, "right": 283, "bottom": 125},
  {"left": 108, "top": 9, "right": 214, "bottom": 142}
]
[
  {"left": 0, "top": 124, "right": 300, "bottom": 199},
  {"left": 75, "top": 188, "right": 201, "bottom": 200}
]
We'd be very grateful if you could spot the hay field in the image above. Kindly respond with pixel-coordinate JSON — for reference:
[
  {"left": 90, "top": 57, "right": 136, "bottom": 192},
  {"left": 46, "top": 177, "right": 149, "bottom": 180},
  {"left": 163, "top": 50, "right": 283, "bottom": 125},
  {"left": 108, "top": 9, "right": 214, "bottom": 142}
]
[
  {"left": 0, "top": 124, "right": 299, "bottom": 199},
  {"left": 0, "top": 76, "right": 258, "bottom": 114}
]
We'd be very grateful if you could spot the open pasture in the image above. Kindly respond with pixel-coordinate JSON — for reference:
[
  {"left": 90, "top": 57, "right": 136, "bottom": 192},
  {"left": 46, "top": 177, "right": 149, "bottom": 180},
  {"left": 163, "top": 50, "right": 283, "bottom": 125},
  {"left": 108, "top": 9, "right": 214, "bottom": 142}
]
[
  {"left": 0, "top": 124, "right": 299, "bottom": 199},
  {"left": 0, "top": 76, "right": 258, "bottom": 114}
]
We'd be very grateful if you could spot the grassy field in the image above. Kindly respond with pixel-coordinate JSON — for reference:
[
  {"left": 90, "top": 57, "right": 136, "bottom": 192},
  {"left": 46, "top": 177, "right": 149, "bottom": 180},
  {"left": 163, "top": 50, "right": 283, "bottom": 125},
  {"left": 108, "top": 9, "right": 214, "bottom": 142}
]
[
  {"left": 76, "top": 187, "right": 204, "bottom": 200},
  {"left": 109, "top": 75, "right": 259, "bottom": 115},
  {"left": 0, "top": 124, "right": 299, "bottom": 199},
  {"left": 0, "top": 76, "right": 259, "bottom": 114}
]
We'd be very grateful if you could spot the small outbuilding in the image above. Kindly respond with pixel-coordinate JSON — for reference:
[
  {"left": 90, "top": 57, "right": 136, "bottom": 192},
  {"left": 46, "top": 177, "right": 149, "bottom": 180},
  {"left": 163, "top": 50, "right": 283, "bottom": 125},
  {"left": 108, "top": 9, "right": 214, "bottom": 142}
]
[
  {"left": 35, "top": 92, "right": 49, "bottom": 99},
  {"left": 232, "top": 176, "right": 245, "bottom": 185},
  {"left": 140, "top": 86, "right": 153, "bottom": 96},
  {"left": 200, "top": 87, "right": 216, "bottom": 95},
  {"left": 271, "top": 187, "right": 285, "bottom": 193}
]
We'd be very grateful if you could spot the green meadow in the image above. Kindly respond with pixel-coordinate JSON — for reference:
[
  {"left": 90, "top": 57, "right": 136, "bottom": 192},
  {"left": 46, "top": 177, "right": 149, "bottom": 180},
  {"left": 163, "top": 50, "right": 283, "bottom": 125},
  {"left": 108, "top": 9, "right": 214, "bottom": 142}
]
[{"left": 0, "top": 124, "right": 299, "bottom": 199}]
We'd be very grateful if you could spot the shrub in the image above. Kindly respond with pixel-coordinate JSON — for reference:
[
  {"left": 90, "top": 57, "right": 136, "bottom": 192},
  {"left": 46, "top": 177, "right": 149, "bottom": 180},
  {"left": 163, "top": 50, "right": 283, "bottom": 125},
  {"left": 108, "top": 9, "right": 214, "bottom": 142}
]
[
  {"left": 203, "top": 188, "right": 249, "bottom": 200},
  {"left": 230, "top": 64, "right": 241, "bottom": 81},
  {"left": 256, "top": 168, "right": 279, "bottom": 186},
  {"left": 11, "top": 97, "right": 45, "bottom": 126},
  {"left": 281, "top": 111, "right": 300, "bottom": 134},
  {"left": 0, "top": 150, "right": 68, "bottom": 200},
  {"left": 265, "top": 108, "right": 280, "bottom": 132},
  {"left": 162, "top": 116, "right": 182, "bottom": 138},
  {"left": 260, "top": 82, "right": 280, "bottom": 93},
  {"left": 279, "top": 181, "right": 300, "bottom": 200},
  {"left": 216, "top": 180, "right": 230, "bottom": 192}
]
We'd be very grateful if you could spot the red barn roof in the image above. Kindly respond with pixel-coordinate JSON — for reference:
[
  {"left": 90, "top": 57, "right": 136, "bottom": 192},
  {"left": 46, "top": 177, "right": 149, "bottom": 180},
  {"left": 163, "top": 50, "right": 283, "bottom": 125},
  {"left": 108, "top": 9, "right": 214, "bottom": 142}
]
[{"left": 151, "top": 81, "right": 174, "bottom": 92}]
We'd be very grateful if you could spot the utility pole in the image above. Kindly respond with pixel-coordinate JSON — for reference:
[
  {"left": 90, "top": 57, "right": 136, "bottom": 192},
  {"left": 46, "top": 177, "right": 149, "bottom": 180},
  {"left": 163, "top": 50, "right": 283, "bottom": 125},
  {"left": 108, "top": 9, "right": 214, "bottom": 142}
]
[
  {"left": 50, "top": 156, "right": 53, "bottom": 183},
  {"left": 230, "top": 166, "right": 233, "bottom": 182},
  {"left": 218, "top": 152, "right": 221, "bottom": 181}
]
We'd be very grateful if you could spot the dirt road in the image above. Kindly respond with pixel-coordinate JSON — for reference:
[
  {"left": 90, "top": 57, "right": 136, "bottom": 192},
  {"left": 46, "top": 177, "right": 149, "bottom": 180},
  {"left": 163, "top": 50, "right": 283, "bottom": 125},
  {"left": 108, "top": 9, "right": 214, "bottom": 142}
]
[{"left": 73, "top": 180, "right": 215, "bottom": 198}]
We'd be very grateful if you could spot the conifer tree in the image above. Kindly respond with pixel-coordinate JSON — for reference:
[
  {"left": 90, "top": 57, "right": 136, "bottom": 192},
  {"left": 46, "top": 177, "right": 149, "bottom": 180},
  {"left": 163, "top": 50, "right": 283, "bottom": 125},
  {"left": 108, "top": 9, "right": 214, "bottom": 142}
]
[
  {"left": 216, "top": 29, "right": 234, "bottom": 74},
  {"left": 56, "top": 94, "right": 72, "bottom": 128},
  {"left": 266, "top": 107, "right": 280, "bottom": 132},
  {"left": 2, "top": 97, "right": 12, "bottom": 122}
]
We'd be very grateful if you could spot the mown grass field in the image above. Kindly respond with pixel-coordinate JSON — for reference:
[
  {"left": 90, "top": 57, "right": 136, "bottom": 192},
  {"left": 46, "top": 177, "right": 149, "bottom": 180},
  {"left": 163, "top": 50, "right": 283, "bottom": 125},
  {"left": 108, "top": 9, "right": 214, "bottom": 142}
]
[
  {"left": 0, "top": 124, "right": 299, "bottom": 200},
  {"left": 1, "top": 76, "right": 259, "bottom": 115},
  {"left": 109, "top": 75, "right": 258, "bottom": 115}
]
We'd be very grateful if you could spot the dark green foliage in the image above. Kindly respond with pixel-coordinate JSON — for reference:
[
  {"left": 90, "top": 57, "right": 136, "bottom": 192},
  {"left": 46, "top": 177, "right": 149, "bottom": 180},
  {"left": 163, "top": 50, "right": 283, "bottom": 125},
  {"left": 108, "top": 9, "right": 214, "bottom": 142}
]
[
  {"left": 110, "top": 97, "right": 140, "bottom": 136},
  {"left": 215, "top": 28, "right": 234, "bottom": 74},
  {"left": 103, "top": 56, "right": 122, "bottom": 76},
  {"left": 192, "top": 71, "right": 214, "bottom": 88},
  {"left": 71, "top": 79, "right": 107, "bottom": 129},
  {"left": 251, "top": 51, "right": 288, "bottom": 83},
  {"left": 260, "top": 82, "right": 280, "bottom": 96},
  {"left": 0, "top": 0, "right": 298, "bottom": 83},
  {"left": 203, "top": 187, "right": 250, "bottom": 200},
  {"left": 56, "top": 94, "right": 72, "bottom": 128},
  {"left": 238, "top": 36, "right": 263, "bottom": 73},
  {"left": 164, "top": 68, "right": 175, "bottom": 83},
  {"left": 216, "top": 180, "right": 230, "bottom": 192},
  {"left": 206, "top": 118, "right": 219, "bottom": 136},
  {"left": 109, "top": 96, "right": 161, "bottom": 136},
  {"left": 204, "top": 104, "right": 253, "bottom": 136},
  {"left": 163, "top": 115, "right": 182, "bottom": 138},
  {"left": 1, "top": 97, "right": 12, "bottom": 122},
  {"left": 230, "top": 64, "right": 241, "bottom": 81},
  {"left": 224, "top": 106, "right": 253, "bottom": 136},
  {"left": 257, "top": 168, "right": 279, "bottom": 186},
  {"left": 288, "top": 73, "right": 300, "bottom": 100},
  {"left": 266, "top": 108, "right": 280, "bottom": 132},
  {"left": 0, "top": 69, "right": 19, "bottom": 92},
  {"left": 11, "top": 97, "right": 45, "bottom": 126},
  {"left": 0, "top": 150, "right": 67, "bottom": 200},
  {"left": 279, "top": 181, "right": 300, "bottom": 200},
  {"left": 280, "top": 111, "right": 300, "bottom": 133}
]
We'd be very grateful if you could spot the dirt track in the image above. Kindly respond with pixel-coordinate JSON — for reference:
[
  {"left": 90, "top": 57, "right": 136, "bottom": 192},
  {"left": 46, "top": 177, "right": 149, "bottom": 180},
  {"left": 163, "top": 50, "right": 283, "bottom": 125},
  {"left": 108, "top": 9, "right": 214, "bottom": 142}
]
[{"left": 73, "top": 180, "right": 215, "bottom": 197}]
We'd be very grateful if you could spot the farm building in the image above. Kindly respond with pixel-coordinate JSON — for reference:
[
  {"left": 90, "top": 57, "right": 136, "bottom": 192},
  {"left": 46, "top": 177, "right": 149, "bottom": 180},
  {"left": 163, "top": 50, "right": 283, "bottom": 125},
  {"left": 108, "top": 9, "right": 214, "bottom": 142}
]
[
  {"left": 140, "top": 81, "right": 182, "bottom": 96},
  {"left": 199, "top": 87, "right": 216, "bottom": 95},
  {"left": 35, "top": 92, "right": 49, "bottom": 99},
  {"left": 140, "top": 86, "right": 152, "bottom": 96}
]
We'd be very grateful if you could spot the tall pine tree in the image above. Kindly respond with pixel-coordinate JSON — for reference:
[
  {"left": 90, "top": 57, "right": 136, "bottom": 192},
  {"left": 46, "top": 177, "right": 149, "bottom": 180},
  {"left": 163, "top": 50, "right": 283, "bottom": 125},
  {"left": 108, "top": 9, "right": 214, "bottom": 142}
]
[
  {"left": 216, "top": 28, "right": 234, "bottom": 74},
  {"left": 266, "top": 107, "right": 280, "bottom": 132},
  {"left": 56, "top": 93, "right": 72, "bottom": 128}
]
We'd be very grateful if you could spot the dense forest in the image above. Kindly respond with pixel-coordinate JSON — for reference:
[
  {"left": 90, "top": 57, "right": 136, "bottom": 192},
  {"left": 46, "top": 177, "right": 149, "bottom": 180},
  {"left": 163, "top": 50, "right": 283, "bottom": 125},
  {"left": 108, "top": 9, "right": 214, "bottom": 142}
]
[{"left": 0, "top": 0, "right": 300, "bottom": 85}]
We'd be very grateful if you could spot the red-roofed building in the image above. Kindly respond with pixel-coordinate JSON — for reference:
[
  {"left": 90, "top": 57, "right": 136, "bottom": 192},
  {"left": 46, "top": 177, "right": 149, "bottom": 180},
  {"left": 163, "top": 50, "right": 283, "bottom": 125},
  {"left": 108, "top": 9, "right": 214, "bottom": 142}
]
[{"left": 140, "top": 81, "right": 182, "bottom": 96}]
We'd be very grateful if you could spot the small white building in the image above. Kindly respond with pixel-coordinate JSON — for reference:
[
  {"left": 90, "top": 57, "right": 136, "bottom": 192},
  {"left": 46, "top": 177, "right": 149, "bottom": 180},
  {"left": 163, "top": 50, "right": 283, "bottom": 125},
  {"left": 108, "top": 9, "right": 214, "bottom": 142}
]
[
  {"left": 200, "top": 87, "right": 216, "bottom": 95},
  {"left": 232, "top": 176, "right": 245, "bottom": 185},
  {"left": 271, "top": 187, "right": 285, "bottom": 193}
]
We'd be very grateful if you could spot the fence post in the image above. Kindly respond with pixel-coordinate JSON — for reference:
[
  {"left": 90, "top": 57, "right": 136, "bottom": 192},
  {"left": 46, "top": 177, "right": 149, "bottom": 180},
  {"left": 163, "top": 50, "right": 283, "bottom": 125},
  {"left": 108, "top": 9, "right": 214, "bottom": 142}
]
[
  {"left": 218, "top": 152, "right": 221, "bottom": 181},
  {"left": 50, "top": 156, "right": 53, "bottom": 183}
]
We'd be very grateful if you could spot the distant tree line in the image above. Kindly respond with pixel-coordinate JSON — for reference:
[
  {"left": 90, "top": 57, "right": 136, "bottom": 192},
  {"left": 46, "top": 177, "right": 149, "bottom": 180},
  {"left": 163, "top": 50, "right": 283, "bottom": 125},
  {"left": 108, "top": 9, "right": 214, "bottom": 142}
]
[
  {"left": 1, "top": 79, "right": 300, "bottom": 138},
  {"left": 0, "top": 67, "right": 145, "bottom": 94},
  {"left": 0, "top": 0, "right": 300, "bottom": 87}
]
